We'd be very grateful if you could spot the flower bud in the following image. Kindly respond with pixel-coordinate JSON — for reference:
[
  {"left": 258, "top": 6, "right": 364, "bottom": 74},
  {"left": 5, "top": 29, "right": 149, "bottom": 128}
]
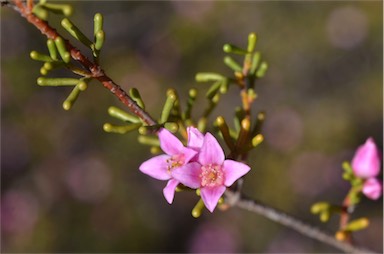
[
  {"left": 362, "top": 178, "right": 382, "bottom": 200},
  {"left": 351, "top": 138, "right": 381, "bottom": 179}
]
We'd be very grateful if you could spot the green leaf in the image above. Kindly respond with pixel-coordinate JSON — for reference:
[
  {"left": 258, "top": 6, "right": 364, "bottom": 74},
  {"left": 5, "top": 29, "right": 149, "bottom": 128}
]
[
  {"left": 61, "top": 18, "right": 93, "bottom": 48},
  {"left": 223, "top": 56, "right": 242, "bottom": 72},
  {"left": 223, "top": 43, "right": 247, "bottom": 55},
  {"left": 195, "top": 73, "right": 224, "bottom": 82},
  {"left": 247, "top": 33, "right": 257, "bottom": 53}
]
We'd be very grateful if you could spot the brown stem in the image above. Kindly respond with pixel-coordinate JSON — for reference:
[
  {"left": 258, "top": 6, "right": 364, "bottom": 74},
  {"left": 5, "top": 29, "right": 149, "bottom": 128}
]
[
  {"left": 11, "top": 0, "right": 157, "bottom": 126},
  {"left": 339, "top": 195, "right": 353, "bottom": 243}
]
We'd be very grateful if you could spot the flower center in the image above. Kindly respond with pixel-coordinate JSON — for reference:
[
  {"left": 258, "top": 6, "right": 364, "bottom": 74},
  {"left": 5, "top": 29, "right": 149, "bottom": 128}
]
[
  {"left": 200, "top": 163, "right": 225, "bottom": 187},
  {"left": 166, "top": 154, "right": 185, "bottom": 173}
]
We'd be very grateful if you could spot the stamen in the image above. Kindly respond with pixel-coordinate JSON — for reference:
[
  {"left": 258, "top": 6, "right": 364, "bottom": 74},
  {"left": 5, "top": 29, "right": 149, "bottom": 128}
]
[
  {"left": 166, "top": 154, "right": 185, "bottom": 173},
  {"left": 200, "top": 163, "right": 225, "bottom": 187}
]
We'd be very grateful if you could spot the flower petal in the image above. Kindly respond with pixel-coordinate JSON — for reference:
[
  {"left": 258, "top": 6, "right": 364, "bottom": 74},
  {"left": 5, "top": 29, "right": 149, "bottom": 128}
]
[
  {"left": 187, "top": 127, "right": 205, "bottom": 149},
  {"left": 222, "top": 160, "right": 251, "bottom": 186},
  {"left": 181, "top": 146, "right": 198, "bottom": 164},
  {"left": 352, "top": 137, "right": 381, "bottom": 179},
  {"left": 171, "top": 162, "right": 201, "bottom": 189},
  {"left": 163, "top": 179, "right": 180, "bottom": 204},
  {"left": 362, "top": 178, "right": 382, "bottom": 200},
  {"left": 139, "top": 154, "right": 171, "bottom": 180},
  {"left": 198, "top": 133, "right": 225, "bottom": 165},
  {"left": 159, "top": 128, "right": 185, "bottom": 156},
  {"left": 200, "top": 186, "right": 226, "bottom": 212}
]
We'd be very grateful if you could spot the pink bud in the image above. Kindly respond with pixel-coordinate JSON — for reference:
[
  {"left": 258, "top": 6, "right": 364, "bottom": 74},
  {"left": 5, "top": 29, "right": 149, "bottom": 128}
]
[
  {"left": 362, "top": 178, "right": 382, "bottom": 200},
  {"left": 351, "top": 138, "right": 381, "bottom": 179}
]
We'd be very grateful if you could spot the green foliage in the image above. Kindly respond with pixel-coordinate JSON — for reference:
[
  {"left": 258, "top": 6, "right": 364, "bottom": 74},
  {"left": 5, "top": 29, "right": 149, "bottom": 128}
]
[
  {"left": 29, "top": 6, "right": 108, "bottom": 111},
  {"left": 32, "top": 1, "right": 73, "bottom": 20}
]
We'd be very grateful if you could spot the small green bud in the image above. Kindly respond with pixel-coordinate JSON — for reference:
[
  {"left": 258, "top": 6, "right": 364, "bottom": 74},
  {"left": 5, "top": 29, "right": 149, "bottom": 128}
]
[
  {"left": 62, "top": 85, "right": 82, "bottom": 110},
  {"left": 94, "top": 30, "right": 105, "bottom": 50},
  {"left": 223, "top": 43, "right": 247, "bottom": 55},
  {"left": 342, "top": 172, "right": 352, "bottom": 180},
  {"left": 247, "top": 88, "right": 257, "bottom": 101},
  {"left": 42, "top": 62, "right": 65, "bottom": 73},
  {"left": 247, "top": 33, "right": 257, "bottom": 53},
  {"left": 94, "top": 13, "right": 104, "bottom": 35},
  {"left": 43, "top": 3, "right": 73, "bottom": 16},
  {"left": 342, "top": 161, "right": 353, "bottom": 173},
  {"left": 138, "top": 125, "right": 160, "bottom": 135},
  {"left": 192, "top": 198, "right": 205, "bottom": 218},
  {"left": 61, "top": 18, "right": 93, "bottom": 48},
  {"left": 251, "top": 134, "right": 264, "bottom": 147},
  {"left": 62, "top": 101, "right": 72, "bottom": 111},
  {"left": 250, "top": 52, "right": 261, "bottom": 75},
  {"left": 189, "top": 88, "right": 198, "bottom": 98},
  {"left": 164, "top": 122, "right": 179, "bottom": 133},
  {"left": 320, "top": 210, "right": 330, "bottom": 222},
  {"left": 310, "top": 202, "right": 330, "bottom": 214},
  {"left": 160, "top": 89, "right": 177, "bottom": 123},
  {"left": 257, "top": 111, "right": 265, "bottom": 121},
  {"left": 216, "top": 116, "right": 235, "bottom": 151},
  {"left": 197, "top": 117, "right": 207, "bottom": 133},
  {"left": 108, "top": 106, "right": 140, "bottom": 123},
  {"left": 54, "top": 37, "right": 70, "bottom": 63},
  {"left": 46, "top": 39, "right": 58, "bottom": 60},
  {"left": 129, "top": 88, "right": 145, "bottom": 109},
  {"left": 211, "top": 93, "right": 220, "bottom": 104},
  {"left": 224, "top": 56, "right": 242, "bottom": 72},
  {"left": 344, "top": 218, "right": 369, "bottom": 232},
  {"left": 32, "top": 5, "right": 48, "bottom": 20},
  {"left": 234, "top": 107, "right": 245, "bottom": 132},
  {"left": 241, "top": 118, "right": 251, "bottom": 132},
  {"left": 62, "top": 52, "right": 71, "bottom": 63},
  {"left": 195, "top": 73, "right": 224, "bottom": 82},
  {"left": 62, "top": 5, "right": 73, "bottom": 16},
  {"left": 103, "top": 123, "right": 113, "bottom": 132},
  {"left": 30, "top": 51, "right": 53, "bottom": 62},
  {"left": 215, "top": 116, "right": 225, "bottom": 126},
  {"left": 255, "top": 61, "right": 268, "bottom": 78},
  {"left": 183, "top": 88, "right": 197, "bottom": 121},
  {"left": 77, "top": 81, "right": 88, "bottom": 91},
  {"left": 206, "top": 81, "right": 221, "bottom": 99},
  {"left": 43, "top": 62, "right": 53, "bottom": 70},
  {"left": 349, "top": 193, "right": 361, "bottom": 206},
  {"left": 37, "top": 77, "right": 79, "bottom": 86},
  {"left": 351, "top": 178, "right": 363, "bottom": 187},
  {"left": 137, "top": 135, "right": 160, "bottom": 147},
  {"left": 103, "top": 122, "right": 142, "bottom": 134},
  {"left": 40, "top": 67, "right": 48, "bottom": 76},
  {"left": 150, "top": 146, "right": 161, "bottom": 154},
  {"left": 250, "top": 111, "right": 266, "bottom": 137},
  {"left": 219, "top": 79, "right": 229, "bottom": 94}
]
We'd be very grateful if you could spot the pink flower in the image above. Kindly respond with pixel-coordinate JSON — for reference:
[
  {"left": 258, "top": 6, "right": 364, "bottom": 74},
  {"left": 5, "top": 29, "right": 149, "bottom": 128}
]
[
  {"left": 187, "top": 127, "right": 205, "bottom": 152},
  {"left": 362, "top": 178, "right": 382, "bottom": 200},
  {"left": 187, "top": 127, "right": 205, "bottom": 161},
  {"left": 351, "top": 138, "right": 380, "bottom": 179},
  {"left": 172, "top": 132, "right": 251, "bottom": 212},
  {"left": 139, "top": 128, "right": 197, "bottom": 204}
]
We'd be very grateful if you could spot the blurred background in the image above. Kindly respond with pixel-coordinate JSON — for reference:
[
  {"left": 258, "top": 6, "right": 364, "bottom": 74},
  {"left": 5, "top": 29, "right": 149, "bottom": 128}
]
[{"left": 1, "top": 1, "right": 382, "bottom": 252}]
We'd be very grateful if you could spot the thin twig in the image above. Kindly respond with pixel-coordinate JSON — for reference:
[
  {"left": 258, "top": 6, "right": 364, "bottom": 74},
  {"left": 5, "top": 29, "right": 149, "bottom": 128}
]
[
  {"left": 10, "top": 0, "right": 156, "bottom": 126},
  {"left": 225, "top": 190, "right": 376, "bottom": 254}
]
